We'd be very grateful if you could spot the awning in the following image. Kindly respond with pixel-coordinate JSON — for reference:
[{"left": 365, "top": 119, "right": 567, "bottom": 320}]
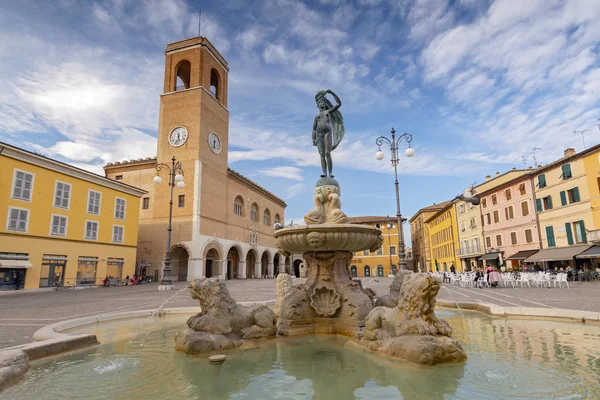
[
  {"left": 524, "top": 245, "right": 592, "bottom": 263},
  {"left": 479, "top": 252, "right": 502, "bottom": 261},
  {"left": 575, "top": 246, "right": 600, "bottom": 259},
  {"left": 0, "top": 260, "right": 33, "bottom": 269},
  {"left": 506, "top": 249, "right": 539, "bottom": 260}
]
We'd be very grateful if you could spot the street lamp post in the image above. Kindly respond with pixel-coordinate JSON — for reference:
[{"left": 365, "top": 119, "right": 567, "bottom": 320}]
[
  {"left": 154, "top": 156, "right": 185, "bottom": 291},
  {"left": 386, "top": 222, "right": 395, "bottom": 275},
  {"left": 375, "top": 128, "right": 414, "bottom": 271}
]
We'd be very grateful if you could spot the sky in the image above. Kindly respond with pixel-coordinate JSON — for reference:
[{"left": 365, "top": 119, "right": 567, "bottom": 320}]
[{"left": 1, "top": 0, "right": 599, "bottom": 244}]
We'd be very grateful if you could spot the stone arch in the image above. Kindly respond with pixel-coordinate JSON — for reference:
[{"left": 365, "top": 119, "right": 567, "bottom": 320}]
[
  {"left": 364, "top": 265, "right": 371, "bottom": 277},
  {"left": 377, "top": 265, "right": 384, "bottom": 277},
  {"left": 226, "top": 243, "right": 243, "bottom": 280},
  {"left": 202, "top": 240, "right": 224, "bottom": 279},
  {"left": 234, "top": 195, "right": 244, "bottom": 216},
  {"left": 293, "top": 258, "right": 302, "bottom": 278},
  {"left": 170, "top": 245, "right": 190, "bottom": 282},
  {"left": 210, "top": 68, "right": 220, "bottom": 99},
  {"left": 350, "top": 265, "right": 358, "bottom": 277},
  {"left": 246, "top": 247, "right": 258, "bottom": 278},
  {"left": 274, "top": 213, "right": 281, "bottom": 224},
  {"left": 260, "top": 250, "right": 270, "bottom": 278},
  {"left": 263, "top": 208, "right": 271, "bottom": 226},
  {"left": 250, "top": 202, "right": 259, "bottom": 222},
  {"left": 175, "top": 60, "right": 191, "bottom": 91},
  {"left": 274, "top": 252, "right": 281, "bottom": 276}
]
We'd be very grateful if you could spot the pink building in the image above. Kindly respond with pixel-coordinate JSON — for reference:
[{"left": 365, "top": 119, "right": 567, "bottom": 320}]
[{"left": 479, "top": 173, "right": 541, "bottom": 269}]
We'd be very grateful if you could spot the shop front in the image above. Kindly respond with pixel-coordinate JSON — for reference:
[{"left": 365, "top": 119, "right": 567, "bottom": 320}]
[
  {"left": 505, "top": 249, "right": 539, "bottom": 271},
  {"left": 523, "top": 244, "right": 593, "bottom": 270},
  {"left": 479, "top": 251, "right": 503, "bottom": 269},
  {"left": 39, "top": 255, "right": 67, "bottom": 288},
  {"left": 106, "top": 258, "right": 124, "bottom": 279},
  {"left": 77, "top": 256, "right": 99, "bottom": 285},
  {"left": 0, "top": 253, "right": 31, "bottom": 290}
]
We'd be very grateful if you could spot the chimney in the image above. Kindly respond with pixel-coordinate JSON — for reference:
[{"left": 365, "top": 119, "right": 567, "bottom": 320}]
[
  {"left": 564, "top": 148, "right": 576, "bottom": 157},
  {"left": 495, "top": 171, "right": 500, "bottom": 176},
  {"left": 485, "top": 175, "right": 491, "bottom": 181}
]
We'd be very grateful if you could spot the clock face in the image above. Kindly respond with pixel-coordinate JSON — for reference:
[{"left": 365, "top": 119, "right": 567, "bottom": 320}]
[
  {"left": 208, "top": 132, "right": 221, "bottom": 154},
  {"left": 169, "top": 127, "right": 188, "bottom": 147}
]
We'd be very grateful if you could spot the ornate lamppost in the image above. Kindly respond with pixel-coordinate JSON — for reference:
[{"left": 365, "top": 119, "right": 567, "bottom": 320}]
[
  {"left": 153, "top": 156, "right": 185, "bottom": 291},
  {"left": 375, "top": 128, "right": 414, "bottom": 271}
]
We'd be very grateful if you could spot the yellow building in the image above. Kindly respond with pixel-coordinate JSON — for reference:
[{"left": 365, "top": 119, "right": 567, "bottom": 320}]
[
  {"left": 0, "top": 142, "right": 145, "bottom": 290},
  {"left": 409, "top": 202, "right": 451, "bottom": 272},
  {"left": 584, "top": 148, "right": 600, "bottom": 230},
  {"left": 348, "top": 216, "right": 400, "bottom": 277},
  {"left": 425, "top": 201, "right": 461, "bottom": 271}
]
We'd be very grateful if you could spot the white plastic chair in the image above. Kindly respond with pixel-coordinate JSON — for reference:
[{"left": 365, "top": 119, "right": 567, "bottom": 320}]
[
  {"left": 556, "top": 273, "right": 569, "bottom": 288},
  {"left": 518, "top": 273, "right": 531, "bottom": 288}
]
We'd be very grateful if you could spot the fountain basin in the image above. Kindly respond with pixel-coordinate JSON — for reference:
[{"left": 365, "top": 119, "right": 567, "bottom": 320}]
[
  {"left": 274, "top": 224, "right": 383, "bottom": 253},
  {"left": 2, "top": 309, "right": 599, "bottom": 399}
]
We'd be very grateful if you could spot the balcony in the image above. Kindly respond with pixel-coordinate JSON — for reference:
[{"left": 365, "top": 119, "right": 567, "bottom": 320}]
[{"left": 458, "top": 244, "right": 484, "bottom": 257}]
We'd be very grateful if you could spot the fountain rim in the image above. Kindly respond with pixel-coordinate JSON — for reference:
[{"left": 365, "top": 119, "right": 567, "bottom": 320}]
[{"left": 273, "top": 223, "right": 382, "bottom": 238}]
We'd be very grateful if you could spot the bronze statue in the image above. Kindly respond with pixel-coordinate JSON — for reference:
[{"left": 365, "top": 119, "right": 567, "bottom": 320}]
[{"left": 312, "top": 90, "right": 344, "bottom": 178}]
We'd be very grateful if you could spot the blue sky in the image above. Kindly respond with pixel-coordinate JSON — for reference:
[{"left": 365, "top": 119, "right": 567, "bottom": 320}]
[{"left": 1, "top": 0, "right": 600, "bottom": 242}]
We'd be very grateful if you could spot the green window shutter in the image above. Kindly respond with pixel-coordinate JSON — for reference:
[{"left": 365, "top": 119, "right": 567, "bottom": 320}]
[
  {"left": 547, "top": 195, "right": 553, "bottom": 210},
  {"left": 565, "top": 222, "right": 574, "bottom": 245},
  {"left": 545, "top": 226, "right": 556, "bottom": 247},
  {"left": 580, "top": 220, "right": 587, "bottom": 243},
  {"left": 560, "top": 191, "right": 567, "bottom": 206},
  {"left": 562, "top": 164, "right": 572, "bottom": 179},
  {"left": 573, "top": 187, "right": 580, "bottom": 202},
  {"left": 538, "top": 174, "right": 546, "bottom": 188},
  {"left": 536, "top": 199, "right": 543, "bottom": 212}
]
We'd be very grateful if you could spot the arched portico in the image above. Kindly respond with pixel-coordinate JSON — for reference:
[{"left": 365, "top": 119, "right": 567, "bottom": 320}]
[
  {"left": 274, "top": 253, "right": 281, "bottom": 277},
  {"left": 226, "top": 244, "right": 243, "bottom": 280},
  {"left": 171, "top": 246, "right": 190, "bottom": 281},
  {"left": 246, "top": 248, "right": 258, "bottom": 279},
  {"left": 260, "top": 251, "right": 270, "bottom": 279},
  {"left": 202, "top": 240, "right": 224, "bottom": 279}
]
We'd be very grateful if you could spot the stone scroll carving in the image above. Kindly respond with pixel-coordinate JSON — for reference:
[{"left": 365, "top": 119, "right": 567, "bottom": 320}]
[{"left": 304, "top": 184, "right": 348, "bottom": 225}]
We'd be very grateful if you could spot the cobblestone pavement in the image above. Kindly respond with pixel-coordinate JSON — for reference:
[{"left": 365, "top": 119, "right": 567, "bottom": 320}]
[{"left": 1, "top": 277, "right": 598, "bottom": 349}]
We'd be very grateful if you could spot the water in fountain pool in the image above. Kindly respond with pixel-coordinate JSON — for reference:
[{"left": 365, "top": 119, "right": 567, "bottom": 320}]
[{"left": 2, "top": 310, "right": 599, "bottom": 399}]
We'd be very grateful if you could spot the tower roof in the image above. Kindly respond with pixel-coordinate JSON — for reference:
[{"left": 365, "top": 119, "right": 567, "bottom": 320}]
[{"left": 165, "top": 36, "right": 229, "bottom": 70}]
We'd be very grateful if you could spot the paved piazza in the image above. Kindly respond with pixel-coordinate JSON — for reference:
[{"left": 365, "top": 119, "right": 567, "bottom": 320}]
[{"left": 1, "top": 277, "right": 599, "bottom": 349}]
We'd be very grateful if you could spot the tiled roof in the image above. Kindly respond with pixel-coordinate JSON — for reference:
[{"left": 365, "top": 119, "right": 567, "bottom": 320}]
[
  {"left": 409, "top": 201, "right": 452, "bottom": 222},
  {"left": 227, "top": 168, "right": 286, "bottom": 207}
]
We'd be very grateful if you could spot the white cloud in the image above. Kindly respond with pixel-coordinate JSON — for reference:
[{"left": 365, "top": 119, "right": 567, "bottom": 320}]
[
  {"left": 284, "top": 183, "right": 306, "bottom": 200},
  {"left": 259, "top": 166, "right": 304, "bottom": 181}
]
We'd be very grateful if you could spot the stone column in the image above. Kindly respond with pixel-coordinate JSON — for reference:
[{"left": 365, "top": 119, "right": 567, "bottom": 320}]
[
  {"left": 238, "top": 260, "right": 247, "bottom": 279},
  {"left": 187, "top": 258, "right": 204, "bottom": 280},
  {"left": 255, "top": 262, "right": 262, "bottom": 279},
  {"left": 268, "top": 262, "right": 274, "bottom": 278}
]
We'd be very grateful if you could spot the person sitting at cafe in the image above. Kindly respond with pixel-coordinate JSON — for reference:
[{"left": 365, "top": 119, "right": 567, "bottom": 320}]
[
  {"left": 103, "top": 276, "right": 110, "bottom": 287},
  {"left": 474, "top": 268, "right": 485, "bottom": 288}
]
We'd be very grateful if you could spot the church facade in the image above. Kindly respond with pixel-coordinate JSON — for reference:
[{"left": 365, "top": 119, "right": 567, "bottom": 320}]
[{"left": 104, "top": 37, "right": 288, "bottom": 281}]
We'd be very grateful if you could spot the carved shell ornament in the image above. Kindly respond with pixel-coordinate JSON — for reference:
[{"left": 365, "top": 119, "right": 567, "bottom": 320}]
[
  {"left": 306, "top": 232, "right": 326, "bottom": 248},
  {"left": 310, "top": 286, "right": 341, "bottom": 317}
]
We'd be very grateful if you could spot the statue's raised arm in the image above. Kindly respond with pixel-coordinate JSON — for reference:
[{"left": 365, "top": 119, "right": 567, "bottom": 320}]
[{"left": 327, "top": 89, "right": 341, "bottom": 113}]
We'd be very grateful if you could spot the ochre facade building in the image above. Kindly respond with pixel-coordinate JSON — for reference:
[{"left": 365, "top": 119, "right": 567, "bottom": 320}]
[{"left": 104, "top": 37, "right": 287, "bottom": 281}]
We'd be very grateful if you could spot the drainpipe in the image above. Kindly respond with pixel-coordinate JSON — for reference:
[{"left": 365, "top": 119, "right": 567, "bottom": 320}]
[{"left": 529, "top": 175, "right": 543, "bottom": 247}]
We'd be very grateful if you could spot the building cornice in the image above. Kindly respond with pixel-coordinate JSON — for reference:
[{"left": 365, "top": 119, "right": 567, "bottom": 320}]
[
  {"left": 165, "top": 36, "right": 229, "bottom": 71},
  {"left": 0, "top": 142, "right": 147, "bottom": 198},
  {"left": 227, "top": 168, "right": 287, "bottom": 208}
]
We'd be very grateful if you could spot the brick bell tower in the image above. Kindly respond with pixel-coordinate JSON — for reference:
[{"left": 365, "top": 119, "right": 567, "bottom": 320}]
[{"left": 153, "top": 37, "right": 230, "bottom": 235}]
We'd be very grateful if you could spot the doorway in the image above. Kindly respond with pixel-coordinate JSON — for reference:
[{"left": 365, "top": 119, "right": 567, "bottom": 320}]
[
  {"left": 350, "top": 265, "right": 357, "bottom": 277},
  {"left": 40, "top": 257, "right": 66, "bottom": 288},
  {"left": 293, "top": 259, "right": 302, "bottom": 278},
  {"left": 227, "top": 247, "right": 240, "bottom": 280},
  {"left": 377, "top": 265, "right": 384, "bottom": 277},
  {"left": 246, "top": 250, "right": 256, "bottom": 278},
  {"left": 364, "top": 266, "right": 371, "bottom": 277},
  {"left": 172, "top": 247, "right": 189, "bottom": 281}
]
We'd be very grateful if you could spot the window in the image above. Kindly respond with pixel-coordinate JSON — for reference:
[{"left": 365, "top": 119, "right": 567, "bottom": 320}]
[
  {"left": 250, "top": 204, "right": 258, "bottom": 221},
  {"left": 142, "top": 197, "right": 150, "bottom": 210},
  {"left": 482, "top": 198, "right": 487, "bottom": 208},
  {"left": 567, "top": 221, "right": 587, "bottom": 245},
  {"left": 112, "top": 225, "right": 124, "bottom": 243},
  {"left": 114, "top": 198, "right": 126, "bottom": 220},
  {"left": 11, "top": 170, "right": 34, "bottom": 201},
  {"left": 472, "top": 237, "right": 480, "bottom": 251},
  {"left": 50, "top": 215, "right": 67, "bottom": 236},
  {"left": 505, "top": 205, "right": 514, "bottom": 220},
  {"left": 234, "top": 197, "right": 243, "bottom": 216},
  {"left": 274, "top": 214, "right": 281, "bottom": 224},
  {"left": 53, "top": 181, "right": 71, "bottom": 209},
  {"left": 485, "top": 236, "right": 492, "bottom": 248},
  {"left": 542, "top": 196, "right": 553, "bottom": 211},
  {"left": 376, "top": 223, "right": 381, "bottom": 228},
  {"left": 77, "top": 257, "right": 98, "bottom": 285},
  {"left": 545, "top": 226, "right": 556, "bottom": 247},
  {"left": 469, "top": 217, "right": 477, "bottom": 229},
  {"left": 460, "top": 222, "right": 466, "bottom": 232},
  {"left": 84, "top": 221, "right": 99, "bottom": 240},
  {"left": 521, "top": 201, "right": 529, "bottom": 216},
  {"left": 390, "top": 246, "right": 396, "bottom": 255},
  {"left": 178, "top": 195, "right": 185, "bottom": 208},
  {"left": 525, "top": 229, "right": 533, "bottom": 243},
  {"left": 519, "top": 183, "right": 526, "bottom": 195},
  {"left": 459, "top": 204, "right": 465, "bottom": 214},
  {"left": 561, "top": 164, "right": 572, "bottom": 180},
  {"left": 496, "top": 234, "right": 503, "bottom": 246},
  {"left": 484, "top": 213, "right": 491, "bottom": 225},
  {"left": 510, "top": 231, "right": 518, "bottom": 245},
  {"left": 210, "top": 68, "right": 220, "bottom": 99},
  {"left": 7, "top": 207, "right": 29, "bottom": 232},
  {"left": 363, "top": 250, "right": 370, "bottom": 256},
  {"left": 493, "top": 210, "right": 500, "bottom": 223},
  {"left": 115, "top": 175, "right": 123, "bottom": 181},
  {"left": 561, "top": 187, "right": 581, "bottom": 205},
  {"left": 537, "top": 174, "right": 546, "bottom": 188},
  {"left": 87, "top": 190, "right": 101, "bottom": 215},
  {"left": 263, "top": 209, "right": 271, "bottom": 225},
  {"left": 376, "top": 248, "right": 383, "bottom": 255},
  {"left": 505, "top": 189, "right": 512, "bottom": 200},
  {"left": 491, "top": 194, "right": 497, "bottom": 205}
]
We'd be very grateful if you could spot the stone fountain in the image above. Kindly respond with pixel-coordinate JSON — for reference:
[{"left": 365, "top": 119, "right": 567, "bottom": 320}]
[{"left": 176, "top": 89, "right": 466, "bottom": 365}]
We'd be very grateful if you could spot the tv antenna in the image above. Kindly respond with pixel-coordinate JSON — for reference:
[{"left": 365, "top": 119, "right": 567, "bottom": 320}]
[
  {"left": 573, "top": 129, "right": 591, "bottom": 149},
  {"left": 197, "top": 10, "right": 202, "bottom": 37},
  {"left": 520, "top": 156, "right": 527, "bottom": 166},
  {"left": 532, "top": 147, "right": 541, "bottom": 167}
]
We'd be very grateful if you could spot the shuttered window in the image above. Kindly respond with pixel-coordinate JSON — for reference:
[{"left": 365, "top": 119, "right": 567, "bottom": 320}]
[
  {"left": 54, "top": 182, "right": 71, "bottom": 209},
  {"left": 561, "top": 164, "right": 572, "bottom": 180},
  {"left": 114, "top": 198, "right": 126, "bottom": 220},
  {"left": 7, "top": 207, "right": 29, "bottom": 232},
  {"left": 565, "top": 222, "right": 574, "bottom": 245},
  {"left": 112, "top": 225, "right": 124, "bottom": 243},
  {"left": 573, "top": 221, "right": 586, "bottom": 244},
  {"left": 545, "top": 226, "right": 556, "bottom": 247},
  {"left": 50, "top": 215, "right": 67, "bottom": 236},
  {"left": 536, "top": 199, "right": 543, "bottom": 213},
  {"left": 85, "top": 221, "right": 99, "bottom": 240},
  {"left": 538, "top": 174, "right": 547, "bottom": 188},
  {"left": 87, "top": 191, "right": 101, "bottom": 215},
  {"left": 11, "top": 170, "right": 34, "bottom": 201},
  {"left": 525, "top": 229, "right": 533, "bottom": 243},
  {"left": 521, "top": 201, "right": 529, "bottom": 216},
  {"left": 511, "top": 232, "right": 518, "bottom": 245}
]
